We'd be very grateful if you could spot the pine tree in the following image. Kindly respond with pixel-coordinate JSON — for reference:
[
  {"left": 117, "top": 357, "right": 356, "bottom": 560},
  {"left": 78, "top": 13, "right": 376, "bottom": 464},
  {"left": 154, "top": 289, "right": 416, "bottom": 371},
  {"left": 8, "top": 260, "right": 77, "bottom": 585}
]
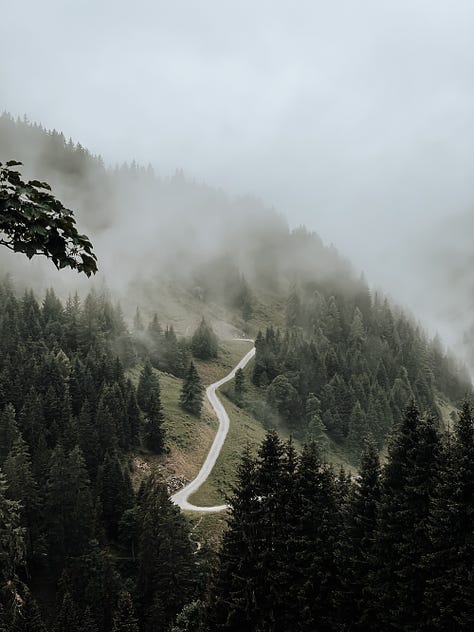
[
  {"left": 290, "top": 441, "right": 340, "bottom": 631},
  {"left": 424, "top": 401, "right": 474, "bottom": 629},
  {"left": 45, "top": 445, "right": 95, "bottom": 569},
  {"left": 161, "top": 326, "right": 179, "bottom": 374},
  {"left": 266, "top": 374, "right": 300, "bottom": 426},
  {"left": 0, "top": 470, "right": 25, "bottom": 583},
  {"left": 305, "top": 393, "right": 328, "bottom": 449},
  {"left": 97, "top": 451, "right": 133, "bottom": 540},
  {"left": 81, "top": 607, "right": 99, "bottom": 632},
  {"left": 143, "top": 389, "right": 165, "bottom": 453},
  {"left": 209, "top": 447, "right": 261, "bottom": 630},
  {"left": 54, "top": 592, "right": 82, "bottom": 632},
  {"left": 133, "top": 307, "right": 144, "bottom": 332},
  {"left": 61, "top": 549, "right": 122, "bottom": 631},
  {"left": 0, "top": 404, "right": 19, "bottom": 463},
  {"left": 147, "top": 313, "right": 162, "bottom": 366},
  {"left": 346, "top": 401, "right": 369, "bottom": 463},
  {"left": 95, "top": 388, "right": 119, "bottom": 457},
  {"left": 77, "top": 400, "right": 100, "bottom": 479},
  {"left": 190, "top": 318, "right": 218, "bottom": 360},
  {"left": 369, "top": 403, "right": 440, "bottom": 631},
  {"left": 0, "top": 471, "right": 26, "bottom": 631},
  {"left": 137, "top": 360, "right": 160, "bottom": 413},
  {"left": 111, "top": 592, "right": 139, "bottom": 632},
  {"left": 254, "top": 431, "right": 296, "bottom": 630},
  {"left": 13, "top": 590, "right": 48, "bottom": 632},
  {"left": 286, "top": 288, "right": 302, "bottom": 328},
  {"left": 137, "top": 475, "right": 196, "bottom": 632},
  {"left": 180, "top": 363, "right": 203, "bottom": 417},
  {"left": 233, "top": 368, "right": 245, "bottom": 406},
  {"left": 3, "top": 435, "right": 41, "bottom": 562},
  {"left": 342, "top": 436, "right": 381, "bottom": 631},
  {"left": 18, "top": 388, "right": 45, "bottom": 460},
  {"left": 125, "top": 382, "right": 141, "bottom": 446}
]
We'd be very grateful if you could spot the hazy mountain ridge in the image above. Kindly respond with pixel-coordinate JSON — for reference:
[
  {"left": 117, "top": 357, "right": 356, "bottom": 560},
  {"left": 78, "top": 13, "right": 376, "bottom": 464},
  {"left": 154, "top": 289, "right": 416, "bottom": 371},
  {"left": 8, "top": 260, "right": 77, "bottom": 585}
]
[
  {"left": 1, "top": 113, "right": 473, "bottom": 631},
  {"left": 1, "top": 112, "right": 470, "bottom": 439},
  {"left": 0, "top": 113, "right": 352, "bottom": 300}
]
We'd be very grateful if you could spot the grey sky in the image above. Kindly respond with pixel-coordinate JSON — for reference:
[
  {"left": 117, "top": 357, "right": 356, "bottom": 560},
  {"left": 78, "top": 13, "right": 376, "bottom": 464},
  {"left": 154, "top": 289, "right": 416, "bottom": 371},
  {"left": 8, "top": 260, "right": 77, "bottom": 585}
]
[{"left": 2, "top": 1, "right": 474, "bottom": 348}]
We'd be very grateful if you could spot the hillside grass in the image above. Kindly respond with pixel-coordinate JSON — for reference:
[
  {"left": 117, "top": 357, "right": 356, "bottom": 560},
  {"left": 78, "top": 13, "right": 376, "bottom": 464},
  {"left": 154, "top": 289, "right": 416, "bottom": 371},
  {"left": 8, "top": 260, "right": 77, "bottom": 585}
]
[{"left": 128, "top": 315, "right": 356, "bottom": 548}]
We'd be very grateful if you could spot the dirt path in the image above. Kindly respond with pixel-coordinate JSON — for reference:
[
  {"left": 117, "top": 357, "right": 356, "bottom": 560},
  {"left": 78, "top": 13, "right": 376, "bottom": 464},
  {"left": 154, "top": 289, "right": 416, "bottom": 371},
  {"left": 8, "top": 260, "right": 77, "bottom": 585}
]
[{"left": 171, "top": 340, "right": 255, "bottom": 512}]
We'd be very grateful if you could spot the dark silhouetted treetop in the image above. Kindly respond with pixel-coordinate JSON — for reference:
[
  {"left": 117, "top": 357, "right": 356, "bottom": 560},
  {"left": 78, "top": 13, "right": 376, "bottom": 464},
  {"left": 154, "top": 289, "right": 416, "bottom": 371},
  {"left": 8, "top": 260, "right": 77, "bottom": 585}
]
[
  {"left": 180, "top": 362, "right": 204, "bottom": 417},
  {"left": 0, "top": 161, "right": 97, "bottom": 275},
  {"left": 191, "top": 318, "right": 218, "bottom": 360}
]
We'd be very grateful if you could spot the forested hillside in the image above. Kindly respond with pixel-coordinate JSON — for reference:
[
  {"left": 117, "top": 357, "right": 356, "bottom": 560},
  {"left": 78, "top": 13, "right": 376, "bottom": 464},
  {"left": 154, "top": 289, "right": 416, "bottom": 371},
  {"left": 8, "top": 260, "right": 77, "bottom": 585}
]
[
  {"left": 1, "top": 113, "right": 473, "bottom": 630},
  {"left": 0, "top": 277, "right": 213, "bottom": 631},
  {"left": 0, "top": 113, "right": 351, "bottom": 305},
  {"left": 209, "top": 402, "right": 474, "bottom": 631},
  {"left": 247, "top": 284, "right": 471, "bottom": 461}
]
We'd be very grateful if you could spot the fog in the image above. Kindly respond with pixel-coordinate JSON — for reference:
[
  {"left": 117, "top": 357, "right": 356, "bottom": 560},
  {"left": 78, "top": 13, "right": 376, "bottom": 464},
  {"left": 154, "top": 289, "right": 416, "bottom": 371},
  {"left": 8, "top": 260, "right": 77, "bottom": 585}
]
[{"left": 2, "top": 1, "right": 474, "bottom": 360}]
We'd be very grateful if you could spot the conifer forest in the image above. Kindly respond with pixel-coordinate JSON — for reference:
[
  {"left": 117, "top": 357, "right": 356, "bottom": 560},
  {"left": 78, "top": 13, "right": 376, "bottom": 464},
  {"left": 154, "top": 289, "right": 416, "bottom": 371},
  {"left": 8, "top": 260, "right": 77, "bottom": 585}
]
[{"left": 2, "top": 3, "right": 474, "bottom": 630}]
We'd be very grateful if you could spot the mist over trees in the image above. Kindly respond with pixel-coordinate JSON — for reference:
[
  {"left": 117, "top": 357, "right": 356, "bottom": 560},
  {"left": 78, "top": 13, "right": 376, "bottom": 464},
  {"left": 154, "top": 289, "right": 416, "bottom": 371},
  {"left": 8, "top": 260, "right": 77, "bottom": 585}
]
[
  {"left": 0, "top": 114, "right": 352, "bottom": 306},
  {"left": 246, "top": 284, "right": 471, "bottom": 459},
  {"left": 1, "top": 112, "right": 473, "bottom": 631},
  {"left": 0, "top": 277, "right": 207, "bottom": 631}
]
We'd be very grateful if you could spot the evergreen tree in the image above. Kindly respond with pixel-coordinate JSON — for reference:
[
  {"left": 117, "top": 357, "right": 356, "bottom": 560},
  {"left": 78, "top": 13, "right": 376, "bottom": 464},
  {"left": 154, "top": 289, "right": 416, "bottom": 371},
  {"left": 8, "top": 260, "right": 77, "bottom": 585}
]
[
  {"left": 137, "top": 475, "right": 196, "bottom": 632},
  {"left": 346, "top": 401, "right": 369, "bottom": 463},
  {"left": 369, "top": 403, "right": 440, "bottom": 631},
  {"left": 133, "top": 307, "right": 144, "bottom": 332},
  {"left": 137, "top": 360, "right": 160, "bottom": 413},
  {"left": 180, "top": 363, "right": 203, "bottom": 417},
  {"left": 45, "top": 445, "right": 95, "bottom": 569},
  {"left": 0, "top": 470, "right": 25, "bottom": 583},
  {"left": 305, "top": 393, "right": 328, "bottom": 449},
  {"left": 111, "top": 592, "right": 139, "bottom": 632},
  {"left": 209, "top": 447, "right": 261, "bottom": 630},
  {"left": 424, "top": 401, "right": 474, "bottom": 629},
  {"left": 54, "top": 592, "right": 82, "bottom": 632},
  {"left": 172, "top": 600, "right": 208, "bottom": 632},
  {"left": 61, "top": 549, "right": 122, "bottom": 631},
  {"left": 191, "top": 319, "right": 218, "bottom": 360},
  {"left": 342, "top": 436, "right": 381, "bottom": 631},
  {"left": 143, "top": 389, "right": 165, "bottom": 453},
  {"left": 254, "top": 431, "right": 295, "bottom": 630},
  {"left": 0, "top": 471, "right": 26, "bottom": 630},
  {"left": 0, "top": 404, "right": 19, "bottom": 463},
  {"left": 12, "top": 590, "right": 47, "bottom": 632},
  {"left": 3, "top": 435, "right": 42, "bottom": 562},
  {"left": 286, "top": 288, "right": 302, "bottom": 328},
  {"left": 290, "top": 441, "right": 340, "bottom": 631},
  {"left": 233, "top": 368, "right": 245, "bottom": 406},
  {"left": 266, "top": 375, "right": 300, "bottom": 426},
  {"left": 97, "top": 451, "right": 133, "bottom": 540},
  {"left": 77, "top": 400, "right": 100, "bottom": 478},
  {"left": 125, "top": 382, "right": 141, "bottom": 446}
]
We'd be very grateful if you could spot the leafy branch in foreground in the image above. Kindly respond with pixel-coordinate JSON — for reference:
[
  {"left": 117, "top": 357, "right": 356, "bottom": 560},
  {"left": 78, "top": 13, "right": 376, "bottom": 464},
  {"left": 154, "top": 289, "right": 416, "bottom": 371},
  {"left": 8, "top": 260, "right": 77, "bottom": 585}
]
[{"left": 0, "top": 160, "right": 97, "bottom": 275}]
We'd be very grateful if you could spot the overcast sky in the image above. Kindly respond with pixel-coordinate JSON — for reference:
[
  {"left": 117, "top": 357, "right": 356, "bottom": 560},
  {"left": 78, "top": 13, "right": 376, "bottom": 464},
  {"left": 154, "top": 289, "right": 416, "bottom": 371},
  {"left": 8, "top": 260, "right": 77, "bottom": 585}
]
[{"left": 2, "top": 1, "right": 474, "bottom": 346}]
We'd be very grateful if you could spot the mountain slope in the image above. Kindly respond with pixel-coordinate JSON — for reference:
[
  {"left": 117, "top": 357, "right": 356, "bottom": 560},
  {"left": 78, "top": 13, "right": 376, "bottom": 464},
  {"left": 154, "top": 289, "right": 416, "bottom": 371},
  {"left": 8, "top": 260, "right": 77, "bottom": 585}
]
[{"left": 1, "top": 114, "right": 471, "bottom": 463}]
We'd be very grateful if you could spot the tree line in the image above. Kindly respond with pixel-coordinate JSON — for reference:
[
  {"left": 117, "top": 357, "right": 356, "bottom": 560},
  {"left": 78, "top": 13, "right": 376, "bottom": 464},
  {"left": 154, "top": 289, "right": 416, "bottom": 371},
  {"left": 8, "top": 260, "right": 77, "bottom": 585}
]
[
  {"left": 0, "top": 277, "right": 213, "bottom": 631},
  {"left": 1, "top": 272, "right": 473, "bottom": 630},
  {"left": 248, "top": 283, "right": 471, "bottom": 461},
  {"left": 208, "top": 401, "right": 474, "bottom": 631}
]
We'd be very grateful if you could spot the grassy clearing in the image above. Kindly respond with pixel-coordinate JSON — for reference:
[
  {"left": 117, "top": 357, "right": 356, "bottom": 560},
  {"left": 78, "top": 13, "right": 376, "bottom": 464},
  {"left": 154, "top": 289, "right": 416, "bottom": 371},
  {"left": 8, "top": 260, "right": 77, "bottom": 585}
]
[
  {"left": 128, "top": 340, "right": 258, "bottom": 495},
  {"left": 193, "top": 339, "right": 254, "bottom": 386},
  {"left": 188, "top": 392, "right": 270, "bottom": 506},
  {"left": 128, "top": 366, "right": 218, "bottom": 490},
  {"left": 129, "top": 332, "right": 352, "bottom": 522}
]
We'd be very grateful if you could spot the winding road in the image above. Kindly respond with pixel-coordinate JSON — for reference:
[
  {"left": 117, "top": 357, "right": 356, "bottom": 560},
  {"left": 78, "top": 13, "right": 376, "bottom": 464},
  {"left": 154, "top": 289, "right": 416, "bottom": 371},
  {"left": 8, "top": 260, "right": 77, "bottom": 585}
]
[{"left": 171, "top": 340, "right": 255, "bottom": 512}]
